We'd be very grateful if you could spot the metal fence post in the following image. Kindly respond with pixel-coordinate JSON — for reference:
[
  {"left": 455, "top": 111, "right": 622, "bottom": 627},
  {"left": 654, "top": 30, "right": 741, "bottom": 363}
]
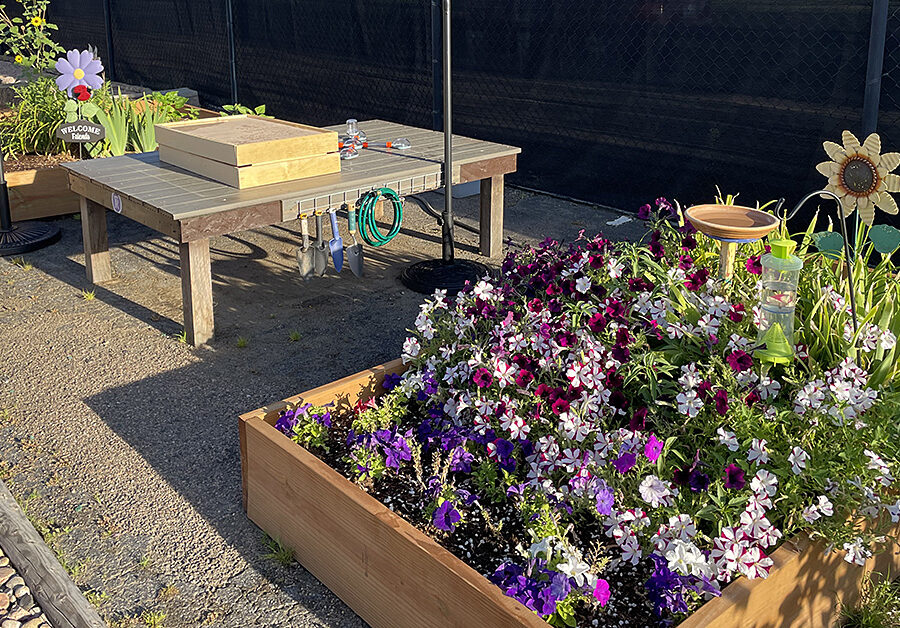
[
  {"left": 431, "top": 0, "right": 442, "bottom": 131},
  {"left": 102, "top": 0, "right": 115, "bottom": 80},
  {"left": 225, "top": 0, "right": 239, "bottom": 104},
  {"left": 862, "top": 0, "right": 889, "bottom": 135}
]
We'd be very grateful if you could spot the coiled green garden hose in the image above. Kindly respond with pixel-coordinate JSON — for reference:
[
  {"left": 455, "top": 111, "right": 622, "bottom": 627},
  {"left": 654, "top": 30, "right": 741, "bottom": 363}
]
[{"left": 357, "top": 187, "right": 403, "bottom": 247}]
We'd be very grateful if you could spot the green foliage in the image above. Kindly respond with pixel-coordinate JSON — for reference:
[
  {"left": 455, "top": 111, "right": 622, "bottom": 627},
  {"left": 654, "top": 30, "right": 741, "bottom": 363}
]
[
  {"left": 286, "top": 405, "right": 331, "bottom": 453},
  {"left": 1, "top": 76, "right": 67, "bottom": 156},
  {"left": 471, "top": 460, "right": 507, "bottom": 503},
  {"left": 0, "top": 0, "right": 63, "bottom": 72},
  {"left": 92, "top": 92, "right": 130, "bottom": 156},
  {"left": 838, "top": 573, "right": 900, "bottom": 628},
  {"left": 221, "top": 103, "right": 270, "bottom": 117},
  {"left": 262, "top": 534, "right": 294, "bottom": 567},
  {"left": 140, "top": 610, "right": 166, "bottom": 628},
  {"left": 236, "top": 336, "right": 249, "bottom": 348},
  {"left": 130, "top": 104, "right": 167, "bottom": 153}
]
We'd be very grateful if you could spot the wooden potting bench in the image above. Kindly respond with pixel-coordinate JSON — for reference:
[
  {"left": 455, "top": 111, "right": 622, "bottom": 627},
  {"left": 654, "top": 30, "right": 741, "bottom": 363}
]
[{"left": 63, "top": 120, "right": 520, "bottom": 345}]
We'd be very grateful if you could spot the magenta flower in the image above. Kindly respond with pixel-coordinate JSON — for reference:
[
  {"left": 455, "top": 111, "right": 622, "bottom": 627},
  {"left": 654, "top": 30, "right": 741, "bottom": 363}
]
[
  {"left": 724, "top": 463, "right": 746, "bottom": 490},
  {"left": 593, "top": 579, "right": 611, "bottom": 606},
  {"left": 713, "top": 389, "right": 729, "bottom": 416},
  {"left": 55, "top": 49, "right": 104, "bottom": 96},
  {"left": 637, "top": 204, "right": 652, "bottom": 220},
  {"left": 473, "top": 368, "right": 493, "bottom": 388},
  {"left": 678, "top": 254, "right": 693, "bottom": 271},
  {"left": 612, "top": 451, "right": 637, "bottom": 474},
  {"left": 684, "top": 268, "right": 710, "bottom": 291},
  {"left": 728, "top": 303, "right": 746, "bottom": 322},
  {"left": 726, "top": 350, "right": 753, "bottom": 372},
  {"left": 551, "top": 397, "right": 570, "bottom": 415},
  {"left": 745, "top": 255, "right": 762, "bottom": 275},
  {"left": 644, "top": 434, "right": 664, "bottom": 462}
]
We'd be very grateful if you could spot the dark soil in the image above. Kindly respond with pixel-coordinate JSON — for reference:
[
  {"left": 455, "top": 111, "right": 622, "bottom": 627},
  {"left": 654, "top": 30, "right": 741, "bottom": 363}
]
[{"left": 3, "top": 153, "right": 77, "bottom": 172}]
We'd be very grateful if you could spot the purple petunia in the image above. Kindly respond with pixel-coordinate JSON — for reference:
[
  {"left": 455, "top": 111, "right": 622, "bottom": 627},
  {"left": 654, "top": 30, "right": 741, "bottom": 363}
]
[
  {"left": 645, "top": 434, "right": 664, "bottom": 462},
  {"left": 593, "top": 578, "right": 611, "bottom": 606},
  {"left": 724, "top": 463, "right": 746, "bottom": 489},
  {"left": 382, "top": 372, "right": 402, "bottom": 391},
  {"left": 637, "top": 204, "right": 652, "bottom": 220},
  {"left": 595, "top": 484, "right": 615, "bottom": 515},
  {"left": 713, "top": 389, "right": 729, "bottom": 416},
  {"left": 684, "top": 268, "right": 710, "bottom": 291},
  {"left": 433, "top": 500, "right": 461, "bottom": 532},
  {"left": 612, "top": 451, "right": 637, "bottom": 474}
]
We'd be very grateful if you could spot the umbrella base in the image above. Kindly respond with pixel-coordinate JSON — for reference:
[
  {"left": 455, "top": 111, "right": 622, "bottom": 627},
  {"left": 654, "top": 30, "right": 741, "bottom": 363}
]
[
  {"left": 0, "top": 221, "right": 61, "bottom": 256},
  {"left": 399, "top": 258, "right": 491, "bottom": 295}
]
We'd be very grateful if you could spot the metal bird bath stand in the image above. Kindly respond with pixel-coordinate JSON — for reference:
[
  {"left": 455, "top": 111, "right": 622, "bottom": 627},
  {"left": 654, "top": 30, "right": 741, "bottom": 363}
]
[{"left": 400, "top": 0, "right": 490, "bottom": 295}]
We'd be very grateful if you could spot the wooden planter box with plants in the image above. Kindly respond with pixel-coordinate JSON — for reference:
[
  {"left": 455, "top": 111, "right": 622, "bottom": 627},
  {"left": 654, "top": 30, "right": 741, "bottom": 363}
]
[
  {"left": 0, "top": 40, "right": 219, "bottom": 221},
  {"left": 240, "top": 144, "right": 900, "bottom": 628}
]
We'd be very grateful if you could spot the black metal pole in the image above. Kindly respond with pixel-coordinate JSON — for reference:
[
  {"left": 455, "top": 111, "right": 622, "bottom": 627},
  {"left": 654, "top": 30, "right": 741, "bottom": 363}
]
[
  {"left": 431, "top": 0, "right": 443, "bottom": 131},
  {"left": 862, "top": 0, "right": 889, "bottom": 135},
  {"left": 102, "top": 0, "right": 115, "bottom": 81},
  {"left": 441, "top": 0, "right": 455, "bottom": 263},
  {"left": 225, "top": 0, "right": 239, "bottom": 104}
]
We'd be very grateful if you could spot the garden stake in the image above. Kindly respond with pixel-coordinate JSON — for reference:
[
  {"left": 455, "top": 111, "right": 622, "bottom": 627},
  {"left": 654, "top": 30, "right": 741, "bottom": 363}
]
[
  {"left": 314, "top": 212, "right": 328, "bottom": 276},
  {"left": 346, "top": 205, "right": 364, "bottom": 277},
  {"left": 297, "top": 213, "right": 315, "bottom": 280}
]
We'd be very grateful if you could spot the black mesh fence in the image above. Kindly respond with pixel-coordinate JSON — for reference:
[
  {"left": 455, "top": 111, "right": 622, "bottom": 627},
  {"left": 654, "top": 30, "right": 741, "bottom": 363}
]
[{"left": 44, "top": 0, "right": 898, "bottom": 215}]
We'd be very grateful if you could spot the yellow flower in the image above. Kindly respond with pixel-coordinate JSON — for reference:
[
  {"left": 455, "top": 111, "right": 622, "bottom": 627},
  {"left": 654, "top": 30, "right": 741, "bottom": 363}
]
[
  {"left": 817, "top": 130, "right": 900, "bottom": 226},
  {"left": 13, "top": 55, "right": 22, "bottom": 64},
  {"left": 30, "top": 16, "right": 44, "bottom": 27}
]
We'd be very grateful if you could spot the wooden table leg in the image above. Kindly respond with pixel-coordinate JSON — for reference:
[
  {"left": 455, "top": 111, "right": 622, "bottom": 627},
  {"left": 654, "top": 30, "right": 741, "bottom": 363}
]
[
  {"left": 180, "top": 239, "right": 214, "bottom": 346},
  {"left": 80, "top": 197, "right": 112, "bottom": 283},
  {"left": 479, "top": 175, "right": 504, "bottom": 258}
]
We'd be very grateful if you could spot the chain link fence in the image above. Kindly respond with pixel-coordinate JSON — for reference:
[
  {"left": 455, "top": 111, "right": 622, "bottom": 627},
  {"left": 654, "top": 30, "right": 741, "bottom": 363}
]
[{"left": 47, "top": 0, "right": 895, "bottom": 215}]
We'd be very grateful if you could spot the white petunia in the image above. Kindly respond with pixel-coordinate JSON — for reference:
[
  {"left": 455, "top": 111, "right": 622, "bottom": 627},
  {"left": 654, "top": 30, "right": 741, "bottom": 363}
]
[
  {"left": 717, "top": 427, "right": 739, "bottom": 452},
  {"left": 676, "top": 390, "right": 703, "bottom": 418},
  {"left": 575, "top": 276, "right": 592, "bottom": 294},
  {"left": 747, "top": 439, "right": 769, "bottom": 466},
  {"left": 788, "top": 446, "right": 809, "bottom": 475},
  {"left": 401, "top": 337, "right": 421, "bottom": 363},
  {"left": 750, "top": 469, "right": 778, "bottom": 497},
  {"left": 639, "top": 475, "right": 673, "bottom": 508}
]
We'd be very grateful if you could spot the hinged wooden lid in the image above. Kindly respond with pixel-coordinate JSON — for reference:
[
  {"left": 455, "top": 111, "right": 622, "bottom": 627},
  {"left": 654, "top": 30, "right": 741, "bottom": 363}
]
[{"left": 155, "top": 115, "right": 338, "bottom": 167}]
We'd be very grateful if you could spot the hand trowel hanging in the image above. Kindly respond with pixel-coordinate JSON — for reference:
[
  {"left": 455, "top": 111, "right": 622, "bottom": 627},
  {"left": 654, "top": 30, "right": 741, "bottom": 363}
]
[
  {"left": 297, "top": 213, "right": 315, "bottom": 280},
  {"left": 328, "top": 209, "right": 344, "bottom": 273},
  {"left": 54, "top": 50, "right": 106, "bottom": 149}
]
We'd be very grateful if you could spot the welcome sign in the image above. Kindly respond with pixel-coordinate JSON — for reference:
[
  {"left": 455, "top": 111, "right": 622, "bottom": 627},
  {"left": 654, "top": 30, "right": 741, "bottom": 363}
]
[{"left": 56, "top": 119, "right": 105, "bottom": 143}]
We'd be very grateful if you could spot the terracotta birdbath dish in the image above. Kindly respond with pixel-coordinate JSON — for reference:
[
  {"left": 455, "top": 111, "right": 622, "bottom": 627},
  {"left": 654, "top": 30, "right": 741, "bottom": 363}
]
[
  {"left": 685, "top": 204, "right": 781, "bottom": 280},
  {"left": 684, "top": 204, "right": 780, "bottom": 242}
]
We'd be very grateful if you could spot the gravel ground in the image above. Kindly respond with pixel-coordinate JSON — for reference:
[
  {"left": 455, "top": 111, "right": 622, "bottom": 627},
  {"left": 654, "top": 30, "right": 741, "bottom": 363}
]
[
  {"left": 0, "top": 544, "right": 51, "bottom": 628},
  {"left": 0, "top": 187, "right": 643, "bottom": 627}
]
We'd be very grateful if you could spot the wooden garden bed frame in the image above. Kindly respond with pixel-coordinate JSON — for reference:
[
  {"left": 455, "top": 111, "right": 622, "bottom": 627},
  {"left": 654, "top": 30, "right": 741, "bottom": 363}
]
[{"left": 239, "top": 361, "right": 900, "bottom": 628}]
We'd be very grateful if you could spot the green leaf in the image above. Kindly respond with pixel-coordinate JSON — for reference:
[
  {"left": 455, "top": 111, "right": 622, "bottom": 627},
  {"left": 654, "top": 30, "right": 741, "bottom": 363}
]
[
  {"left": 63, "top": 100, "right": 77, "bottom": 112},
  {"left": 813, "top": 231, "right": 844, "bottom": 259},
  {"left": 80, "top": 102, "right": 99, "bottom": 118},
  {"left": 868, "top": 224, "right": 900, "bottom": 255},
  {"left": 64, "top": 111, "right": 77, "bottom": 123}
]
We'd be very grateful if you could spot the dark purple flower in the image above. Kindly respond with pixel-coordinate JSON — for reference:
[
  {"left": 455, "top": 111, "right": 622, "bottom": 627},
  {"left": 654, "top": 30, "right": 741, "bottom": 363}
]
[
  {"left": 515, "top": 368, "right": 534, "bottom": 388},
  {"left": 726, "top": 350, "right": 753, "bottom": 372},
  {"left": 724, "top": 463, "right": 746, "bottom": 490},
  {"left": 697, "top": 380, "right": 713, "bottom": 402},
  {"left": 473, "top": 367, "right": 493, "bottom": 388},
  {"left": 688, "top": 468, "right": 710, "bottom": 492},
  {"left": 644, "top": 434, "right": 664, "bottom": 462},
  {"left": 649, "top": 240, "right": 665, "bottom": 259},
  {"left": 383, "top": 372, "right": 402, "bottom": 391},
  {"left": 612, "top": 451, "right": 637, "bottom": 474},
  {"left": 433, "top": 500, "right": 461, "bottom": 532},
  {"left": 678, "top": 254, "right": 693, "bottom": 271},
  {"left": 681, "top": 235, "right": 697, "bottom": 251},
  {"left": 745, "top": 255, "right": 762, "bottom": 275},
  {"left": 713, "top": 389, "right": 729, "bottom": 416},
  {"left": 629, "top": 406, "right": 648, "bottom": 431},
  {"left": 450, "top": 446, "right": 474, "bottom": 473},
  {"left": 637, "top": 204, "right": 652, "bottom": 220}
]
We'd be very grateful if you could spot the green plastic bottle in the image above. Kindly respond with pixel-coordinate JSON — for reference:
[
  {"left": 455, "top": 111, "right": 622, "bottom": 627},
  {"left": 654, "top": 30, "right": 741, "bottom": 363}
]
[{"left": 755, "top": 239, "right": 803, "bottom": 364}]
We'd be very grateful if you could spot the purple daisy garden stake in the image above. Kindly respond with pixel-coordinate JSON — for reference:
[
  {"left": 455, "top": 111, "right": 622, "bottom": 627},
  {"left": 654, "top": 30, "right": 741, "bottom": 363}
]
[{"left": 55, "top": 49, "right": 103, "bottom": 95}]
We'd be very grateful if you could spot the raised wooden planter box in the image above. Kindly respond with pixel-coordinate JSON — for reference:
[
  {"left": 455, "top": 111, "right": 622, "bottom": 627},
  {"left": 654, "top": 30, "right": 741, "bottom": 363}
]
[
  {"left": 7, "top": 105, "right": 220, "bottom": 222},
  {"left": 240, "top": 361, "right": 900, "bottom": 628}
]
